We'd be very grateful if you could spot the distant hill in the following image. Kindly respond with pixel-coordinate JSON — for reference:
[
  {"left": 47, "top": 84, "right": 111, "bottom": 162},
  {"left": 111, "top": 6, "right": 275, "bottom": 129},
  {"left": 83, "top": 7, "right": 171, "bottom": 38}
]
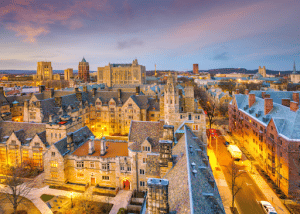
[{"left": 0, "top": 70, "right": 98, "bottom": 75}]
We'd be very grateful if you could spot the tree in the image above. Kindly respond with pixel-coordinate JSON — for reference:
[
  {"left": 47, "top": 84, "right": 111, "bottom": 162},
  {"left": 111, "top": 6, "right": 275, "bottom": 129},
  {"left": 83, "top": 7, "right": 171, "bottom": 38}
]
[
  {"left": 217, "top": 102, "right": 229, "bottom": 118},
  {"left": 206, "top": 101, "right": 216, "bottom": 129},
  {"left": 218, "top": 80, "right": 236, "bottom": 95},
  {"left": 227, "top": 161, "right": 245, "bottom": 208},
  {"left": 0, "top": 165, "right": 36, "bottom": 214}
]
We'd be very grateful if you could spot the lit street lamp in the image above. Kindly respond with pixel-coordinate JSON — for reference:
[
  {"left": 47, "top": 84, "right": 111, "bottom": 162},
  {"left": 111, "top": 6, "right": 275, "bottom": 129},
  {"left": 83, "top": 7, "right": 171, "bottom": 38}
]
[{"left": 70, "top": 192, "right": 73, "bottom": 208}]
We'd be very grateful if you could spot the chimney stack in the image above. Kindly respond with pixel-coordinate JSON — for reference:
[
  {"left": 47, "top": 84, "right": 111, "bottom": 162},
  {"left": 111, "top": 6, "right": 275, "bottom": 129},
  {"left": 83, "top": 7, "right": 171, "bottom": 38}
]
[
  {"left": 55, "top": 96, "right": 62, "bottom": 107},
  {"left": 39, "top": 85, "right": 45, "bottom": 93},
  {"left": 117, "top": 89, "right": 121, "bottom": 101},
  {"left": 92, "top": 87, "right": 97, "bottom": 96},
  {"left": 136, "top": 86, "right": 140, "bottom": 95},
  {"left": 83, "top": 85, "right": 87, "bottom": 92},
  {"left": 261, "top": 92, "right": 266, "bottom": 98},
  {"left": 290, "top": 101, "right": 299, "bottom": 112},
  {"left": 245, "top": 89, "right": 249, "bottom": 95},
  {"left": 249, "top": 93, "right": 256, "bottom": 107},
  {"left": 281, "top": 98, "right": 290, "bottom": 107},
  {"left": 50, "top": 88, "right": 54, "bottom": 98},
  {"left": 265, "top": 94, "right": 271, "bottom": 98},
  {"left": 293, "top": 92, "right": 299, "bottom": 105},
  {"left": 88, "top": 136, "right": 95, "bottom": 155},
  {"left": 264, "top": 98, "right": 273, "bottom": 115},
  {"left": 67, "top": 133, "right": 74, "bottom": 152},
  {"left": 100, "top": 137, "right": 107, "bottom": 156}
]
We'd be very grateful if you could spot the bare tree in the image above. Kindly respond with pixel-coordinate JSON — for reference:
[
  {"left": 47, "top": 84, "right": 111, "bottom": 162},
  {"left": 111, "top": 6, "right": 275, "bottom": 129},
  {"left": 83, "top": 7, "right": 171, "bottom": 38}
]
[
  {"left": 227, "top": 161, "right": 245, "bottom": 208},
  {"left": 218, "top": 80, "right": 236, "bottom": 95},
  {"left": 206, "top": 102, "right": 216, "bottom": 129},
  {"left": 0, "top": 165, "right": 36, "bottom": 214}
]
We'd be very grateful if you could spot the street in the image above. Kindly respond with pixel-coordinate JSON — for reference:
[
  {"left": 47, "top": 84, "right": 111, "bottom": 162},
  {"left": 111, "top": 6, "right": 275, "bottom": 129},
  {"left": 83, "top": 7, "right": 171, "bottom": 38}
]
[{"left": 210, "top": 130, "right": 267, "bottom": 214}]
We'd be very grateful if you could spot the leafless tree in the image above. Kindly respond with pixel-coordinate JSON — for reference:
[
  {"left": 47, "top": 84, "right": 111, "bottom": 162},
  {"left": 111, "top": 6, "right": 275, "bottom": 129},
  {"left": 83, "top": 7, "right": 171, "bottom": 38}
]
[
  {"left": 206, "top": 102, "right": 216, "bottom": 129},
  {"left": 227, "top": 161, "right": 245, "bottom": 208},
  {"left": 0, "top": 165, "right": 36, "bottom": 214}
]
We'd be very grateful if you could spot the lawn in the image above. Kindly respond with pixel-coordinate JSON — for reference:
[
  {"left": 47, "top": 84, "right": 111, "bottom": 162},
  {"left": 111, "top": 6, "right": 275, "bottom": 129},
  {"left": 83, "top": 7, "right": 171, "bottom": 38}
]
[
  {"left": 0, "top": 193, "right": 41, "bottom": 214},
  {"left": 40, "top": 194, "right": 54, "bottom": 202}
]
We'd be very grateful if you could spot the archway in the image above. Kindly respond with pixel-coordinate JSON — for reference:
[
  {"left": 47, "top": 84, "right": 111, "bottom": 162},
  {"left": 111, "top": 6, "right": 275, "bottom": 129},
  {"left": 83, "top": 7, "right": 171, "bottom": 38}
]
[{"left": 123, "top": 179, "right": 130, "bottom": 190}]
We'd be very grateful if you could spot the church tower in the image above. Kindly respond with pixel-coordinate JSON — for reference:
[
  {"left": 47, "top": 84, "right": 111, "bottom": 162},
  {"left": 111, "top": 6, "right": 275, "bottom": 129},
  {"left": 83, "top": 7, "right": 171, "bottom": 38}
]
[{"left": 164, "top": 72, "right": 179, "bottom": 124}]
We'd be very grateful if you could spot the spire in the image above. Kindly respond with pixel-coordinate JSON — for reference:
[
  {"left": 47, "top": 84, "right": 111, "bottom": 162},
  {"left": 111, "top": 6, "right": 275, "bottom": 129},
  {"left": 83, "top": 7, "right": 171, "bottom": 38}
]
[
  {"left": 81, "top": 57, "right": 86, "bottom": 63},
  {"left": 293, "top": 61, "right": 297, "bottom": 74},
  {"left": 155, "top": 64, "right": 157, "bottom": 77}
]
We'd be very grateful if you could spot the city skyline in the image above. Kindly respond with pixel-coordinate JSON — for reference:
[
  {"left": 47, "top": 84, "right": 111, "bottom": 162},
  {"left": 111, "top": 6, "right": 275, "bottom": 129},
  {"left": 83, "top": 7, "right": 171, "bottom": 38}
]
[{"left": 1, "top": 0, "right": 300, "bottom": 71}]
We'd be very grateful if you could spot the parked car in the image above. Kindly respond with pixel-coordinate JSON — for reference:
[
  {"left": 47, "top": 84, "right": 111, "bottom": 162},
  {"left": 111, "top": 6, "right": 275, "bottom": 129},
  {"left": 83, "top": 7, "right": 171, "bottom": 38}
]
[
  {"left": 259, "top": 201, "right": 277, "bottom": 214},
  {"left": 224, "top": 141, "right": 230, "bottom": 147}
]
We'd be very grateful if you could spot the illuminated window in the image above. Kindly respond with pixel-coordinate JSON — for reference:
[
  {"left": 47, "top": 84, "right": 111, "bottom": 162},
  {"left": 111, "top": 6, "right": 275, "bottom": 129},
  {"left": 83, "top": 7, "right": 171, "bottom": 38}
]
[
  {"left": 0, "top": 147, "right": 6, "bottom": 163},
  {"left": 33, "top": 150, "right": 43, "bottom": 168},
  {"left": 90, "top": 162, "right": 95, "bottom": 168},
  {"left": 193, "top": 125, "right": 199, "bottom": 131},
  {"left": 51, "top": 172, "right": 58, "bottom": 178},
  {"left": 77, "top": 172, "right": 84, "bottom": 177},
  {"left": 22, "top": 150, "right": 29, "bottom": 163},
  {"left": 143, "top": 158, "right": 147, "bottom": 163},
  {"left": 102, "top": 176, "right": 109, "bottom": 180},
  {"left": 50, "top": 161, "right": 57, "bottom": 168}
]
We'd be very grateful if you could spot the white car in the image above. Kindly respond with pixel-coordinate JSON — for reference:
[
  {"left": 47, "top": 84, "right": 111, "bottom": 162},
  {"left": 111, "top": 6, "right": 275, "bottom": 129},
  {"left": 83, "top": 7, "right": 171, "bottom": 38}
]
[{"left": 259, "top": 201, "right": 277, "bottom": 214}]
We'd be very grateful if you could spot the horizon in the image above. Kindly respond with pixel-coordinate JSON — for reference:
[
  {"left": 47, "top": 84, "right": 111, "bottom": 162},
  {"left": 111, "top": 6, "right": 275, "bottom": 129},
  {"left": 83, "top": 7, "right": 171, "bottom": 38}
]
[{"left": 1, "top": 0, "right": 299, "bottom": 71}]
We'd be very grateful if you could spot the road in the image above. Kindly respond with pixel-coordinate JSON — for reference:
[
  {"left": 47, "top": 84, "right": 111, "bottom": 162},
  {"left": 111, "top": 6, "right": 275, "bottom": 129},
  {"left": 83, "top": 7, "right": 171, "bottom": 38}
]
[{"left": 209, "top": 130, "right": 266, "bottom": 214}]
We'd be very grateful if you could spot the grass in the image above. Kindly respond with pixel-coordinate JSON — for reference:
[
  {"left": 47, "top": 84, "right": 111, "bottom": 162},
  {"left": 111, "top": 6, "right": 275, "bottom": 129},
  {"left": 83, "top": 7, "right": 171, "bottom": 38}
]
[
  {"left": 0, "top": 193, "right": 41, "bottom": 214},
  {"left": 40, "top": 194, "right": 54, "bottom": 202}
]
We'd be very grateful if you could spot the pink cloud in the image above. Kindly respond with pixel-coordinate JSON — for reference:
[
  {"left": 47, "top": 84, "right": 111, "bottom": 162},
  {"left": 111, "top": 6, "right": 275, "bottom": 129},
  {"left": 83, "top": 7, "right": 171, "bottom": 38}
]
[{"left": 7, "top": 24, "right": 49, "bottom": 43}]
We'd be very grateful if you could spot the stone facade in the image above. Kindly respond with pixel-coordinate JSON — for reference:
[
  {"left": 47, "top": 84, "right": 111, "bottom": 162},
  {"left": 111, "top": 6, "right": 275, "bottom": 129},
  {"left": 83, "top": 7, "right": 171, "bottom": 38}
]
[
  {"left": 64, "top": 68, "right": 73, "bottom": 81},
  {"left": 34, "top": 62, "right": 53, "bottom": 81},
  {"left": 97, "top": 59, "right": 146, "bottom": 87}
]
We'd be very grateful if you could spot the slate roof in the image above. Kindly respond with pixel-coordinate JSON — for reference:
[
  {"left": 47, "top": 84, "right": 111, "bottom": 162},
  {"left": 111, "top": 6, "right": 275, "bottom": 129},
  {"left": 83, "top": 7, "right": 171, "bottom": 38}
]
[
  {"left": 128, "top": 121, "right": 164, "bottom": 153},
  {"left": 0, "top": 121, "right": 46, "bottom": 144},
  {"left": 146, "top": 153, "right": 160, "bottom": 177},
  {"left": 165, "top": 126, "right": 225, "bottom": 214},
  {"left": 249, "top": 90, "right": 300, "bottom": 106},
  {"left": 233, "top": 93, "right": 300, "bottom": 141},
  {"left": 54, "top": 126, "right": 94, "bottom": 157}
]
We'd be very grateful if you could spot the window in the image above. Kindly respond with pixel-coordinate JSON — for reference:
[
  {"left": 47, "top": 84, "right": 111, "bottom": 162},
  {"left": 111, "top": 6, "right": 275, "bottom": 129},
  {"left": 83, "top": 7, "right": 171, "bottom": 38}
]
[
  {"left": 143, "top": 158, "right": 147, "bottom": 163},
  {"left": 140, "top": 181, "right": 145, "bottom": 187},
  {"left": 51, "top": 161, "right": 58, "bottom": 168},
  {"left": 151, "top": 114, "right": 154, "bottom": 117},
  {"left": 33, "top": 150, "right": 42, "bottom": 167},
  {"left": 55, "top": 133, "right": 57, "bottom": 138},
  {"left": 143, "top": 146, "right": 150, "bottom": 152},
  {"left": 120, "top": 166, "right": 125, "bottom": 171},
  {"left": 77, "top": 172, "right": 84, "bottom": 177},
  {"left": 270, "top": 133, "right": 274, "bottom": 139},
  {"left": 192, "top": 125, "right": 199, "bottom": 131},
  {"left": 129, "top": 104, "right": 132, "bottom": 107},
  {"left": 51, "top": 172, "right": 58, "bottom": 178},
  {"left": 77, "top": 161, "right": 84, "bottom": 168},
  {"left": 102, "top": 163, "right": 110, "bottom": 171},
  {"left": 90, "top": 162, "right": 95, "bottom": 168},
  {"left": 51, "top": 133, "right": 53, "bottom": 138},
  {"left": 127, "top": 166, "right": 131, "bottom": 171},
  {"left": 22, "top": 150, "right": 29, "bottom": 163},
  {"left": 102, "top": 176, "right": 109, "bottom": 180},
  {"left": 51, "top": 152, "right": 55, "bottom": 157},
  {"left": 59, "top": 133, "right": 61, "bottom": 138},
  {"left": 140, "top": 169, "right": 145, "bottom": 175}
]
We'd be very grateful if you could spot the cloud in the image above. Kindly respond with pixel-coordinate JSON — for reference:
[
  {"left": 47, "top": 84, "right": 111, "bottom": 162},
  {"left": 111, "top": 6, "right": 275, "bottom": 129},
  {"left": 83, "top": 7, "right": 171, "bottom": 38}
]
[
  {"left": 7, "top": 24, "right": 49, "bottom": 43},
  {"left": 117, "top": 38, "right": 144, "bottom": 50},
  {"left": 213, "top": 52, "right": 230, "bottom": 61}
]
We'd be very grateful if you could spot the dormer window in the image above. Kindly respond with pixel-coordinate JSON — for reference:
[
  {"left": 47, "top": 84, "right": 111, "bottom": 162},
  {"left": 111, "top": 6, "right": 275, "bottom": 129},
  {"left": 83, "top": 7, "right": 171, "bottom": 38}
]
[
  {"left": 142, "top": 146, "right": 150, "bottom": 152},
  {"left": 129, "top": 104, "right": 132, "bottom": 107}
]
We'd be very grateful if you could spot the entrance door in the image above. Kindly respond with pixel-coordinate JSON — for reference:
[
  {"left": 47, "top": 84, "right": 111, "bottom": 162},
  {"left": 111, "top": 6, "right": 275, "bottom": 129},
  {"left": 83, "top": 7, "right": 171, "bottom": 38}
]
[
  {"left": 123, "top": 180, "right": 130, "bottom": 190},
  {"left": 91, "top": 177, "right": 95, "bottom": 186}
]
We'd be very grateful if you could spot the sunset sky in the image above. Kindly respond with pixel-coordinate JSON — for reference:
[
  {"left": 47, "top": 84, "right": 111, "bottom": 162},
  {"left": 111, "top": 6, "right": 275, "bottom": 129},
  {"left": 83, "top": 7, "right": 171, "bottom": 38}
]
[{"left": 0, "top": 0, "right": 299, "bottom": 71}]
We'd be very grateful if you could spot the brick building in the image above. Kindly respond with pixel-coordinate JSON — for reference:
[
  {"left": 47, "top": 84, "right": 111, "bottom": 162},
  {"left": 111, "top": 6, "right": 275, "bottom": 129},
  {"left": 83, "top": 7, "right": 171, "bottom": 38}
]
[
  {"left": 229, "top": 90, "right": 300, "bottom": 197},
  {"left": 78, "top": 58, "right": 90, "bottom": 82}
]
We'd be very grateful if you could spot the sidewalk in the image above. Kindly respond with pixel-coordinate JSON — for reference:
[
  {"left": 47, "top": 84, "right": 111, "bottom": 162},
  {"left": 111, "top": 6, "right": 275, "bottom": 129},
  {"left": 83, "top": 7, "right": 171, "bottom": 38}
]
[
  {"left": 218, "top": 127, "right": 290, "bottom": 214},
  {"left": 208, "top": 148, "right": 241, "bottom": 214}
]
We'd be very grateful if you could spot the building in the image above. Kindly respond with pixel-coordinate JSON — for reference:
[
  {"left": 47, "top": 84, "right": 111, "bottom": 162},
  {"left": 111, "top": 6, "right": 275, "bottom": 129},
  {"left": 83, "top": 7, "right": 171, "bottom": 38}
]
[
  {"left": 290, "top": 62, "right": 300, "bottom": 83},
  {"left": 97, "top": 59, "right": 146, "bottom": 87},
  {"left": 258, "top": 66, "right": 266, "bottom": 78},
  {"left": 229, "top": 90, "right": 300, "bottom": 197},
  {"left": 193, "top": 64, "right": 199, "bottom": 74},
  {"left": 34, "top": 62, "right": 53, "bottom": 81},
  {"left": 64, "top": 68, "right": 73, "bottom": 81},
  {"left": 78, "top": 58, "right": 90, "bottom": 82}
]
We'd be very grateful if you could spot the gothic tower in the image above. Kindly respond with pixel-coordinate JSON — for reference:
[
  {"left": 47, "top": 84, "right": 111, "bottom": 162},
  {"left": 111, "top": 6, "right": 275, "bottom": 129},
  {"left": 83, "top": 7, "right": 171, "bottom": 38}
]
[
  {"left": 164, "top": 72, "right": 179, "bottom": 124},
  {"left": 78, "top": 57, "right": 90, "bottom": 82}
]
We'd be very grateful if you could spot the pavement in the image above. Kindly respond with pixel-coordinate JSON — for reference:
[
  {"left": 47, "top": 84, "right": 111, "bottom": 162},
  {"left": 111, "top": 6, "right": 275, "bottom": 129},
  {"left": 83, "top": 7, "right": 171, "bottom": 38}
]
[
  {"left": 218, "top": 126, "right": 290, "bottom": 214},
  {"left": 0, "top": 184, "right": 133, "bottom": 214}
]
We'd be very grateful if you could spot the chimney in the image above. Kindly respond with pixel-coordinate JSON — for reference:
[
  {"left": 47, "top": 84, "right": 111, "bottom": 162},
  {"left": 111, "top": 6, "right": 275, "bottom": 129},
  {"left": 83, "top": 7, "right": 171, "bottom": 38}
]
[
  {"left": 290, "top": 101, "right": 299, "bottom": 112},
  {"left": 67, "top": 133, "right": 74, "bottom": 152},
  {"left": 262, "top": 92, "right": 266, "bottom": 98},
  {"left": 88, "top": 136, "right": 95, "bottom": 155},
  {"left": 264, "top": 98, "right": 273, "bottom": 115},
  {"left": 265, "top": 94, "right": 270, "bottom": 98},
  {"left": 281, "top": 98, "right": 290, "bottom": 107},
  {"left": 136, "top": 86, "right": 140, "bottom": 95},
  {"left": 100, "top": 137, "right": 106, "bottom": 156},
  {"left": 162, "top": 125, "right": 174, "bottom": 141},
  {"left": 49, "top": 115, "right": 53, "bottom": 123},
  {"left": 235, "top": 89, "right": 239, "bottom": 94},
  {"left": 92, "top": 88, "right": 97, "bottom": 96},
  {"left": 117, "top": 89, "right": 121, "bottom": 101},
  {"left": 50, "top": 88, "right": 54, "bottom": 98},
  {"left": 75, "top": 87, "right": 79, "bottom": 93},
  {"left": 293, "top": 92, "right": 299, "bottom": 105},
  {"left": 55, "top": 96, "right": 62, "bottom": 107},
  {"left": 39, "top": 85, "right": 45, "bottom": 93},
  {"left": 0, "top": 87, "right": 3, "bottom": 95},
  {"left": 76, "top": 91, "right": 82, "bottom": 101},
  {"left": 249, "top": 93, "right": 256, "bottom": 107},
  {"left": 147, "top": 178, "right": 169, "bottom": 214},
  {"left": 83, "top": 85, "right": 87, "bottom": 92},
  {"left": 245, "top": 89, "right": 249, "bottom": 95}
]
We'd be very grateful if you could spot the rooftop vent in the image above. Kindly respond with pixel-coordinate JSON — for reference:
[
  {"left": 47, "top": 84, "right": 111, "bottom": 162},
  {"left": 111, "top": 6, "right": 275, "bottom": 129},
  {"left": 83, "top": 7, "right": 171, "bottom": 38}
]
[
  {"left": 191, "top": 162, "right": 196, "bottom": 169},
  {"left": 244, "top": 105, "right": 249, "bottom": 110},
  {"left": 249, "top": 108, "right": 255, "bottom": 114},
  {"left": 192, "top": 169, "right": 197, "bottom": 176},
  {"left": 256, "top": 111, "right": 262, "bottom": 118}
]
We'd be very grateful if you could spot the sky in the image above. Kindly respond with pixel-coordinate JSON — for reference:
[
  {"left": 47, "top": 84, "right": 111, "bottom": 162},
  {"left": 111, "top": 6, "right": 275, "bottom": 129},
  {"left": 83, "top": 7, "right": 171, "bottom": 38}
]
[{"left": 0, "top": 0, "right": 300, "bottom": 71}]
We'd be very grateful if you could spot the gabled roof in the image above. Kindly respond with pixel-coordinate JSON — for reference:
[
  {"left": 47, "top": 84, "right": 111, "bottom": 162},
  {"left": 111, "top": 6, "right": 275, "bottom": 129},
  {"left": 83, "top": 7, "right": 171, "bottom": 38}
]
[{"left": 128, "top": 121, "right": 164, "bottom": 153}]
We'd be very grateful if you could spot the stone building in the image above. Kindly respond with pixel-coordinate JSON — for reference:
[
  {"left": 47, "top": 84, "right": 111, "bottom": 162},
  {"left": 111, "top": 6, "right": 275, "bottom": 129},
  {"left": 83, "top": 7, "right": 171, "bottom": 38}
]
[
  {"left": 229, "top": 90, "right": 300, "bottom": 197},
  {"left": 97, "top": 59, "right": 146, "bottom": 87},
  {"left": 64, "top": 68, "right": 73, "bottom": 81},
  {"left": 258, "top": 66, "right": 266, "bottom": 78},
  {"left": 34, "top": 62, "right": 53, "bottom": 81},
  {"left": 78, "top": 58, "right": 90, "bottom": 82},
  {"left": 290, "top": 61, "right": 300, "bottom": 83}
]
